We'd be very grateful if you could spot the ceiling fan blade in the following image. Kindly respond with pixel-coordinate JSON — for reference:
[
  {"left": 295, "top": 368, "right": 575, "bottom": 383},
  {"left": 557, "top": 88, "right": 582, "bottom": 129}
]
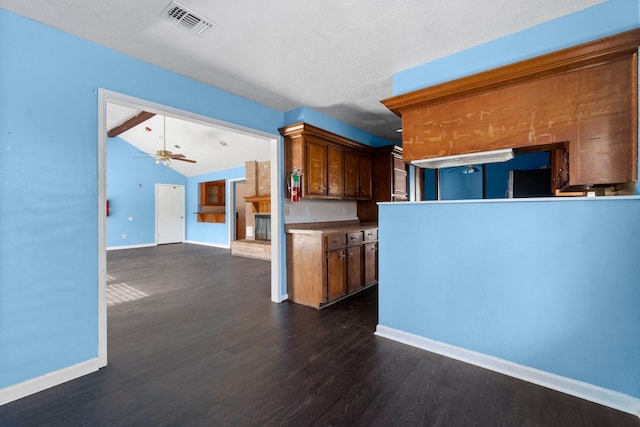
[{"left": 171, "top": 153, "right": 186, "bottom": 158}]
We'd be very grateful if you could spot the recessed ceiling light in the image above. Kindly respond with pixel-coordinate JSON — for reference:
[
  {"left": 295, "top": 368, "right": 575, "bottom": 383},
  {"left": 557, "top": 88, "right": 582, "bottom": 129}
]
[{"left": 174, "top": 144, "right": 181, "bottom": 149}]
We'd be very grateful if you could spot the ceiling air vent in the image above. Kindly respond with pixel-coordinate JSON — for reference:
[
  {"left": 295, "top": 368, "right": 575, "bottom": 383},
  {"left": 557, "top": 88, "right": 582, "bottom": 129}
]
[{"left": 161, "top": 1, "right": 216, "bottom": 37}]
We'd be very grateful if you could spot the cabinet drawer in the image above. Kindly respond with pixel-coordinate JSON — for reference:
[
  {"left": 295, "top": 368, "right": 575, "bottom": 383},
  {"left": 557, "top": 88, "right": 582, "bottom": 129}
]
[
  {"left": 347, "top": 231, "right": 363, "bottom": 246},
  {"left": 364, "top": 228, "right": 378, "bottom": 241},
  {"left": 325, "top": 234, "right": 346, "bottom": 250}
]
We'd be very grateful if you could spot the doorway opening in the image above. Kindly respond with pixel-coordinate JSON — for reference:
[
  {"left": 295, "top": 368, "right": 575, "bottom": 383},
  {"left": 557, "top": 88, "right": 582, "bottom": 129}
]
[{"left": 98, "top": 89, "right": 283, "bottom": 368}]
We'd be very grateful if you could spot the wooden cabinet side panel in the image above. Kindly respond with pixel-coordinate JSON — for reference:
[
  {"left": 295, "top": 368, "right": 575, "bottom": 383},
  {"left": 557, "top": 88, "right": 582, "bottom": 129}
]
[
  {"left": 286, "top": 234, "right": 324, "bottom": 308},
  {"left": 284, "top": 134, "right": 304, "bottom": 197}
]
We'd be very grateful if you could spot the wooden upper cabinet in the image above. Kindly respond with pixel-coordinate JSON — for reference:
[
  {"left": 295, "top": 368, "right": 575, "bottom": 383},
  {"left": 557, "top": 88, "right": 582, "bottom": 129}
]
[
  {"left": 383, "top": 29, "right": 640, "bottom": 191},
  {"left": 280, "top": 122, "right": 374, "bottom": 200}
]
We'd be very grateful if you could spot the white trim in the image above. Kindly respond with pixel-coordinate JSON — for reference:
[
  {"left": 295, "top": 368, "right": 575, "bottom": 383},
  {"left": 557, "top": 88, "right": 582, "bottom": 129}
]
[
  {"left": 270, "top": 131, "right": 285, "bottom": 303},
  {"left": 107, "top": 243, "right": 157, "bottom": 251},
  {"left": 227, "top": 177, "right": 245, "bottom": 245},
  {"left": 184, "top": 240, "right": 230, "bottom": 249},
  {"left": 0, "top": 358, "right": 100, "bottom": 406},
  {"left": 97, "top": 90, "right": 108, "bottom": 368},
  {"left": 375, "top": 325, "right": 640, "bottom": 417},
  {"left": 379, "top": 195, "right": 640, "bottom": 206}
]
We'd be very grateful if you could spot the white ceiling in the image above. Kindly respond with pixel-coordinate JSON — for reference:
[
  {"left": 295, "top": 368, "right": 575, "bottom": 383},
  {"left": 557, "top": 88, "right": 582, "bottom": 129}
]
[
  {"left": 107, "top": 104, "right": 271, "bottom": 177},
  {"left": 1, "top": 0, "right": 604, "bottom": 171}
]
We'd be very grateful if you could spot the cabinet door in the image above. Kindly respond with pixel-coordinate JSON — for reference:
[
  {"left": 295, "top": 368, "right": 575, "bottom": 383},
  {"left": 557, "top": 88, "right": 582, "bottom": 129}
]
[
  {"left": 363, "top": 242, "right": 377, "bottom": 286},
  {"left": 358, "top": 154, "right": 372, "bottom": 199},
  {"left": 306, "top": 139, "right": 327, "bottom": 196},
  {"left": 347, "top": 245, "right": 363, "bottom": 293},
  {"left": 344, "top": 151, "right": 359, "bottom": 198},
  {"left": 551, "top": 145, "right": 569, "bottom": 191},
  {"left": 326, "top": 248, "right": 347, "bottom": 301},
  {"left": 327, "top": 145, "right": 344, "bottom": 197}
]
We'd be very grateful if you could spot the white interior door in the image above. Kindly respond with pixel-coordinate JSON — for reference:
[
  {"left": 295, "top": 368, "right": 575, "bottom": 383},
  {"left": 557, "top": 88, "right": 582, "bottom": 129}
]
[{"left": 156, "top": 184, "right": 185, "bottom": 244}]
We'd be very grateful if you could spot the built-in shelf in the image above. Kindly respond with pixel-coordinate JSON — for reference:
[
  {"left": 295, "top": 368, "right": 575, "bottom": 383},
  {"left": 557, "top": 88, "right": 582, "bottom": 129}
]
[{"left": 195, "top": 212, "right": 225, "bottom": 223}]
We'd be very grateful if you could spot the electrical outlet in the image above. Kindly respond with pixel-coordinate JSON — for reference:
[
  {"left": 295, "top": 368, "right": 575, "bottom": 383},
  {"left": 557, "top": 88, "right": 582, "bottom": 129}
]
[
  {"left": 284, "top": 206, "right": 290, "bottom": 216},
  {"left": 121, "top": 233, "right": 127, "bottom": 239}
]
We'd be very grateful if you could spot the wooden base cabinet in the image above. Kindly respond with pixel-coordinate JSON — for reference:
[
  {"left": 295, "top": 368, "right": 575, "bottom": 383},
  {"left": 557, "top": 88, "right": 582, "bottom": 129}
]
[{"left": 286, "top": 225, "right": 378, "bottom": 309}]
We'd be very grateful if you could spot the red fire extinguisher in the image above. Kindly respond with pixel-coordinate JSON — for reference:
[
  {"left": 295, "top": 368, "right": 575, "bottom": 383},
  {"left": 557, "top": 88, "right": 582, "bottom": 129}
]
[
  {"left": 106, "top": 200, "right": 111, "bottom": 217},
  {"left": 290, "top": 169, "right": 302, "bottom": 202}
]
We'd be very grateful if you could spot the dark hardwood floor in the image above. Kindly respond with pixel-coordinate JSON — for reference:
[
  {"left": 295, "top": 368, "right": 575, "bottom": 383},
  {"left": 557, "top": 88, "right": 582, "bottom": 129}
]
[{"left": 1, "top": 243, "right": 638, "bottom": 426}]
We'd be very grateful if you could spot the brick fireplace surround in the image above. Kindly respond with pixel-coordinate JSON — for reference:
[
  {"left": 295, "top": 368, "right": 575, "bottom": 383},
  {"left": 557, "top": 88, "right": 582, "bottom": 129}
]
[{"left": 230, "top": 160, "right": 271, "bottom": 261}]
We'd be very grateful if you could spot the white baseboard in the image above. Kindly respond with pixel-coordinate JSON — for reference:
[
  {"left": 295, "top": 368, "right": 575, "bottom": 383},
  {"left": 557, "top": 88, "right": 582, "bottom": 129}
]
[
  {"left": 375, "top": 325, "right": 640, "bottom": 418},
  {"left": 184, "top": 240, "right": 230, "bottom": 249},
  {"left": 0, "top": 358, "right": 101, "bottom": 406},
  {"left": 107, "top": 243, "right": 156, "bottom": 251}
]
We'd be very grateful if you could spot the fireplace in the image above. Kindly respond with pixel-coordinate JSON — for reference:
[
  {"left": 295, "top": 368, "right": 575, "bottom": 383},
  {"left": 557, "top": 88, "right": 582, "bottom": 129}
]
[{"left": 255, "top": 214, "right": 271, "bottom": 241}]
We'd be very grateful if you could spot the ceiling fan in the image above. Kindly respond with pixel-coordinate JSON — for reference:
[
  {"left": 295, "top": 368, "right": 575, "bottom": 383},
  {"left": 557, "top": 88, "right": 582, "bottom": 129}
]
[
  {"left": 154, "top": 116, "right": 196, "bottom": 166},
  {"left": 445, "top": 165, "right": 481, "bottom": 174}
]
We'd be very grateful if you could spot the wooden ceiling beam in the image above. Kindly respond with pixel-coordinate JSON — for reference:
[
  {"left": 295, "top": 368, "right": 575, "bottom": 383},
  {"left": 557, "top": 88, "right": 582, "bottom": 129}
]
[{"left": 107, "top": 111, "right": 156, "bottom": 138}]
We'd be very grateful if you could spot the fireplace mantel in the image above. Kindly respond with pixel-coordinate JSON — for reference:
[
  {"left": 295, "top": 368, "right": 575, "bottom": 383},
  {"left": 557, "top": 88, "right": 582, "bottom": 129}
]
[{"left": 245, "top": 195, "right": 271, "bottom": 213}]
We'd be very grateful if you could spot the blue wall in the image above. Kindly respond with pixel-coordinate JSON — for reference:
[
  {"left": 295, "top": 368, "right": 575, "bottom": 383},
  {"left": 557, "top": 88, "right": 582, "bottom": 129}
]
[
  {"left": 0, "top": 7, "right": 401, "bottom": 393},
  {"left": 107, "top": 137, "right": 187, "bottom": 247},
  {"left": 186, "top": 166, "right": 246, "bottom": 247},
  {"left": 378, "top": 198, "right": 640, "bottom": 398},
  {"left": 0, "top": 7, "right": 283, "bottom": 389}
]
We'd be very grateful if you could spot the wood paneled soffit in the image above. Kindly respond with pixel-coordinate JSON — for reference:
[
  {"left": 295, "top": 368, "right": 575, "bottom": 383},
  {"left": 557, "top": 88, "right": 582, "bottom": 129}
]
[{"left": 382, "top": 29, "right": 640, "bottom": 115}]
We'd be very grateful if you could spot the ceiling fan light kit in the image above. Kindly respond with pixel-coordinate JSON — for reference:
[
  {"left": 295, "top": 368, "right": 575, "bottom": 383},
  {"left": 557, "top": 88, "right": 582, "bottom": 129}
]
[{"left": 155, "top": 116, "right": 197, "bottom": 166}]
